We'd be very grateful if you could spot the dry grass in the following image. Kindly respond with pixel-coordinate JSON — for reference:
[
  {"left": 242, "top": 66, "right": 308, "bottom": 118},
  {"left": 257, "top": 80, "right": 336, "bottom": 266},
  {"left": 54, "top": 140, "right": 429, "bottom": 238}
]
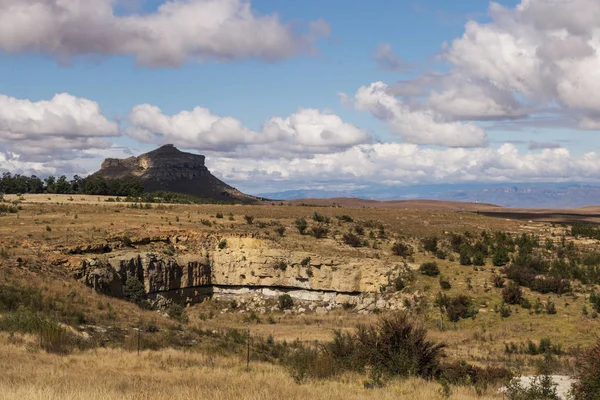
[
  {"left": 0, "top": 333, "right": 503, "bottom": 400},
  {"left": 1, "top": 194, "right": 600, "bottom": 397}
]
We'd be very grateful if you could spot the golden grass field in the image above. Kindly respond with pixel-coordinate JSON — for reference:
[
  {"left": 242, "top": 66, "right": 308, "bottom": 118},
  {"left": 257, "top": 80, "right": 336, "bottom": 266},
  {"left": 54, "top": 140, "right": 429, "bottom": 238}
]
[{"left": 0, "top": 194, "right": 599, "bottom": 399}]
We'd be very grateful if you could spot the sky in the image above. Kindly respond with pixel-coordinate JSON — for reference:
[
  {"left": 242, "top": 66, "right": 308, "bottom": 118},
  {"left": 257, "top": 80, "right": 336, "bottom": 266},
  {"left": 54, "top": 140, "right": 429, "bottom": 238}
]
[{"left": 1, "top": 0, "right": 600, "bottom": 195}]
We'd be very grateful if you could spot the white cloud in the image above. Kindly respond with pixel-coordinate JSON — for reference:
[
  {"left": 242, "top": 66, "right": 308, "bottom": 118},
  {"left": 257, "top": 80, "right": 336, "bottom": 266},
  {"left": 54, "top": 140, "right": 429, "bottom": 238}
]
[
  {"left": 0, "top": 93, "right": 118, "bottom": 161},
  {"left": 353, "top": 81, "right": 488, "bottom": 147},
  {"left": 209, "top": 143, "right": 600, "bottom": 189},
  {"left": 441, "top": 0, "right": 600, "bottom": 126},
  {"left": 126, "top": 105, "right": 370, "bottom": 156},
  {"left": 428, "top": 74, "right": 528, "bottom": 120},
  {"left": 0, "top": 0, "right": 328, "bottom": 66}
]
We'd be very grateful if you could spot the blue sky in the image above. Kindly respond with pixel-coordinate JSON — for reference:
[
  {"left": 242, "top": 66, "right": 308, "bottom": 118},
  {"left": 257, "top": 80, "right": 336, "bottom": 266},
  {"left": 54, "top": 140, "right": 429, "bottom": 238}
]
[{"left": 0, "top": 0, "right": 599, "bottom": 194}]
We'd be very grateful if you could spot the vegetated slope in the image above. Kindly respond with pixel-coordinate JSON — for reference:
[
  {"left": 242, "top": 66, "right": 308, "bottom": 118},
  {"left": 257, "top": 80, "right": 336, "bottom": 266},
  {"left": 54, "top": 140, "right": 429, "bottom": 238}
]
[
  {"left": 90, "top": 144, "right": 259, "bottom": 203},
  {"left": 1, "top": 197, "right": 600, "bottom": 398}
]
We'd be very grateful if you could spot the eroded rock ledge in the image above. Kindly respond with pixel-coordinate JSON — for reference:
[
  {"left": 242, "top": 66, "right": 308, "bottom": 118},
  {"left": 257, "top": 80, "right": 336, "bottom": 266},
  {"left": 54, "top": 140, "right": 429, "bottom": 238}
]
[{"left": 73, "top": 237, "right": 417, "bottom": 312}]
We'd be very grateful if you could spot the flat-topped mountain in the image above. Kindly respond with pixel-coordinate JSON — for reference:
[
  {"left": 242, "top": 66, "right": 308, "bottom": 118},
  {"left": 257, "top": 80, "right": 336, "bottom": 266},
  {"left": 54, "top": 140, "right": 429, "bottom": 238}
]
[{"left": 91, "top": 144, "right": 257, "bottom": 203}]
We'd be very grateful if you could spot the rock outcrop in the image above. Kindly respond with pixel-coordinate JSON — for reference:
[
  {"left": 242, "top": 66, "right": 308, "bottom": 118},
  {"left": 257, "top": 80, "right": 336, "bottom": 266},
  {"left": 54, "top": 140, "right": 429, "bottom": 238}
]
[
  {"left": 90, "top": 144, "right": 258, "bottom": 203},
  {"left": 73, "top": 237, "right": 418, "bottom": 312}
]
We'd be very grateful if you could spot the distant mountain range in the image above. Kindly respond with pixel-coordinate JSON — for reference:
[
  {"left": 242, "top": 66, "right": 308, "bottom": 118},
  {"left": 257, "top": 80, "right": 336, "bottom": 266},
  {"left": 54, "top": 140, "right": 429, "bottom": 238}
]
[{"left": 257, "top": 183, "right": 600, "bottom": 209}]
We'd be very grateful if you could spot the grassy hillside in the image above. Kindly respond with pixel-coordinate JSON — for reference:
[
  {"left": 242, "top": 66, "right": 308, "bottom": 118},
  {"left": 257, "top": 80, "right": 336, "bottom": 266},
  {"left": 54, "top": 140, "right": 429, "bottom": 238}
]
[{"left": 0, "top": 194, "right": 599, "bottom": 398}]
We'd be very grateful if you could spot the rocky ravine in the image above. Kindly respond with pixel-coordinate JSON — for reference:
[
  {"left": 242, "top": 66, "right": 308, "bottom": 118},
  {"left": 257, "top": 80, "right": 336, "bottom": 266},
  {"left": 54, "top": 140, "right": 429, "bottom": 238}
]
[{"left": 73, "top": 236, "right": 419, "bottom": 313}]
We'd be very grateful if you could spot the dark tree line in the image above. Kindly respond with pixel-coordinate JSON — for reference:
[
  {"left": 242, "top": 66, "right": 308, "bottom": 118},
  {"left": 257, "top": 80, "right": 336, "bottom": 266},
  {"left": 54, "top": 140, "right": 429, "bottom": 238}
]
[{"left": 0, "top": 173, "right": 143, "bottom": 197}]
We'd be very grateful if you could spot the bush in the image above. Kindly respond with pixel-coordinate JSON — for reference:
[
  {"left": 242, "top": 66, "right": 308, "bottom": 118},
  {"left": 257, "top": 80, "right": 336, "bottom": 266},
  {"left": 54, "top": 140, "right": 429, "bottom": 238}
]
[
  {"left": 167, "top": 303, "right": 189, "bottom": 324},
  {"left": 342, "top": 232, "right": 363, "bottom": 247},
  {"left": 392, "top": 241, "right": 413, "bottom": 258},
  {"left": 571, "top": 339, "right": 600, "bottom": 400},
  {"left": 492, "top": 246, "right": 510, "bottom": 266},
  {"left": 278, "top": 294, "right": 294, "bottom": 310},
  {"left": 439, "top": 276, "right": 452, "bottom": 290},
  {"left": 312, "top": 211, "right": 329, "bottom": 223},
  {"left": 445, "top": 295, "right": 478, "bottom": 322},
  {"left": 422, "top": 236, "right": 438, "bottom": 253},
  {"left": 215, "top": 212, "right": 224, "bottom": 218},
  {"left": 419, "top": 262, "right": 440, "bottom": 277},
  {"left": 310, "top": 225, "right": 329, "bottom": 239},
  {"left": 502, "top": 281, "right": 523, "bottom": 305},
  {"left": 274, "top": 261, "right": 288, "bottom": 271},
  {"left": 123, "top": 276, "right": 146, "bottom": 306},
  {"left": 275, "top": 226, "right": 286, "bottom": 236},
  {"left": 325, "top": 312, "right": 446, "bottom": 380},
  {"left": 0, "top": 204, "right": 18, "bottom": 214},
  {"left": 218, "top": 239, "right": 227, "bottom": 249},
  {"left": 459, "top": 246, "right": 472, "bottom": 266},
  {"left": 0, "top": 311, "right": 79, "bottom": 354},
  {"left": 441, "top": 361, "right": 512, "bottom": 387},
  {"left": 244, "top": 215, "right": 254, "bottom": 224},
  {"left": 295, "top": 218, "right": 308, "bottom": 234},
  {"left": 473, "top": 252, "right": 485, "bottom": 266},
  {"left": 493, "top": 274, "right": 505, "bottom": 288}
]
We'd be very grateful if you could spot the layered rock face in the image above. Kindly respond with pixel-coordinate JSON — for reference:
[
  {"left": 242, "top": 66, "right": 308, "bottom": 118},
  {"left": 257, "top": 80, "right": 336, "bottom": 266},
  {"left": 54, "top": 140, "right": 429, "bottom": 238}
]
[
  {"left": 91, "top": 144, "right": 257, "bottom": 203},
  {"left": 74, "top": 237, "right": 416, "bottom": 312}
]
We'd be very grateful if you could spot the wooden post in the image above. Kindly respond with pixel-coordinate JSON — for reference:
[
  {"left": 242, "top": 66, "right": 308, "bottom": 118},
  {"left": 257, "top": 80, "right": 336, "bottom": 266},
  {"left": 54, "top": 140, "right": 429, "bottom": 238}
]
[{"left": 246, "top": 328, "right": 250, "bottom": 371}]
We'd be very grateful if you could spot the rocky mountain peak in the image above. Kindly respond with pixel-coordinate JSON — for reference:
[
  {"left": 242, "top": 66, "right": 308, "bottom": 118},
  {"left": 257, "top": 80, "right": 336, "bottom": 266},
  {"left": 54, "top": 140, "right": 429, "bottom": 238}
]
[{"left": 91, "top": 145, "right": 257, "bottom": 203}]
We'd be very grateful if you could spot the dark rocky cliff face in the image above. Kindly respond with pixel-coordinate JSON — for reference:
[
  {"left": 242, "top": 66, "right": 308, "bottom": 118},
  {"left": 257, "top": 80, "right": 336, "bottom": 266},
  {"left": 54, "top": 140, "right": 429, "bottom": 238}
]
[{"left": 91, "top": 144, "right": 258, "bottom": 203}]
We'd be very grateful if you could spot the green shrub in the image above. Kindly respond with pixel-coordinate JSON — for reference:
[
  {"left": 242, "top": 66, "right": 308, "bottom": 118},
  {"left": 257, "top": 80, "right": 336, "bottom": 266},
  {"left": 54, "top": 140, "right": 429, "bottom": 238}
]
[
  {"left": 492, "top": 246, "right": 510, "bottom": 266},
  {"left": 502, "top": 281, "right": 523, "bottom": 305},
  {"left": 310, "top": 225, "right": 329, "bottom": 239},
  {"left": 439, "top": 276, "right": 452, "bottom": 290},
  {"left": 571, "top": 339, "right": 600, "bottom": 400},
  {"left": 278, "top": 294, "right": 294, "bottom": 311},
  {"left": 218, "top": 239, "right": 227, "bottom": 249},
  {"left": 422, "top": 236, "right": 438, "bottom": 253},
  {"left": 496, "top": 302, "right": 512, "bottom": 318},
  {"left": 325, "top": 312, "right": 445, "bottom": 380},
  {"left": 274, "top": 261, "right": 288, "bottom": 271},
  {"left": 419, "top": 262, "right": 440, "bottom": 277},
  {"left": 445, "top": 295, "right": 478, "bottom": 322},
  {"left": 0, "top": 311, "right": 79, "bottom": 355},
  {"left": 391, "top": 241, "right": 413, "bottom": 257},
  {"left": 123, "top": 276, "right": 146, "bottom": 306},
  {"left": 167, "top": 303, "right": 189, "bottom": 324},
  {"left": 338, "top": 215, "right": 353, "bottom": 223},
  {"left": 295, "top": 218, "right": 308, "bottom": 234},
  {"left": 312, "top": 212, "right": 329, "bottom": 223}
]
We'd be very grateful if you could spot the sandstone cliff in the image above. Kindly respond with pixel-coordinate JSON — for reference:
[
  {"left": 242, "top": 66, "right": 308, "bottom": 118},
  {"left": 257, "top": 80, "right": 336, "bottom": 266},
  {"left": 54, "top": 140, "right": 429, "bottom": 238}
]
[
  {"left": 91, "top": 144, "right": 258, "bottom": 203},
  {"left": 73, "top": 236, "right": 417, "bottom": 312}
]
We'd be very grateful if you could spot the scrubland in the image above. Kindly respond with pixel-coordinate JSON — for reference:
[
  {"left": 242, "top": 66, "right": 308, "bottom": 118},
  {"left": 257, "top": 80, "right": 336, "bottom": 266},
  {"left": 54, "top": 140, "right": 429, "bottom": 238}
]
[{"left": 1, "top": 194, "right": 599, "bottom": 399}]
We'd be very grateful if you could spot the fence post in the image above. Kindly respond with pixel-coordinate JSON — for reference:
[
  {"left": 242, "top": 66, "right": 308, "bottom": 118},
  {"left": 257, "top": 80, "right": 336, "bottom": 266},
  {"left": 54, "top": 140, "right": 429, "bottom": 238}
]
[{"left": 246, "top": 328, "right": 250, "bottom": 371}]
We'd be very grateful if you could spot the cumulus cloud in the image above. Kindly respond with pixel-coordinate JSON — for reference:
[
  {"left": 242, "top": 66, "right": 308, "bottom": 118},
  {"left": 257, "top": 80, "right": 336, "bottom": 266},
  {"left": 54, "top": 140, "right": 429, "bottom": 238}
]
[
  {"left": 372, "top": 43, "right": 411, "bottom": 71},
  {"left": 441, "top": 0, "right": 600, "bottom": 126},
  {"left": 353, "top": 81, "right": 488, "bottom": 147},
  {"left": 209, "top": 143, "right": 600, "bottom": 189},
  {"left": 0, "top": 93, "right": 119, "bottom": 161},
  {"left": 0, "top": 0, "right": 329, "bottom": 66},
  {"left": 126, "top": 105, "right": 370, "bottom": 156}
]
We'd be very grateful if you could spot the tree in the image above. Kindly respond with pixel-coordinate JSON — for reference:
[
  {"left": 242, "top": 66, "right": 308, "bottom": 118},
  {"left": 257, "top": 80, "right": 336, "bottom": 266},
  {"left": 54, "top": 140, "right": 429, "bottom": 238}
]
[
  {"left": 44, "top": 176, "right": 56, "bottom": 193},
  {"left": 492, "top": 246, "right": 510, "bottom": 266},
  {"left": 571, "top": 339, "right": 600, "bottom": 399},
  {"left": 55, "top": 175, "right": 70, "bottom": 194}
]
